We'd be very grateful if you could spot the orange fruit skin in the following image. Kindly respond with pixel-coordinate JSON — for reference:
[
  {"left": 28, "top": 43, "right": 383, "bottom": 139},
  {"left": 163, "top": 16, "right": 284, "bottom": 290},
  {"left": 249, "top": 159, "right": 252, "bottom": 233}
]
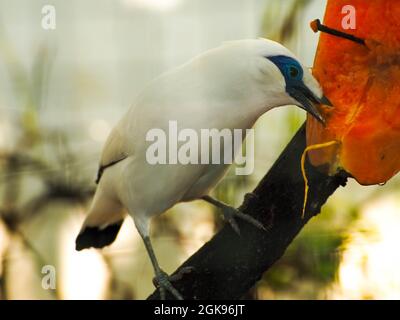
[{"left": 306, "top": 0, "right": 400, "bottom": 185}]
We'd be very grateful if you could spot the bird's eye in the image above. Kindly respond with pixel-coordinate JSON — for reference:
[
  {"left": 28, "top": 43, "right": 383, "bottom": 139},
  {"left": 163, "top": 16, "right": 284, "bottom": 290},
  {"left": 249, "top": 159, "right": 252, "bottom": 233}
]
[{"left": 289, "top": 66, "right": 300, "bottom": 78}]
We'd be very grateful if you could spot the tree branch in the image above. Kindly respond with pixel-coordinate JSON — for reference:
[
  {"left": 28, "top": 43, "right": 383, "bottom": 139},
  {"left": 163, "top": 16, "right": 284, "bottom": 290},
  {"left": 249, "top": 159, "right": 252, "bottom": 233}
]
[{"left": 148, "top": 124, "right": 348, "bottom": 300}]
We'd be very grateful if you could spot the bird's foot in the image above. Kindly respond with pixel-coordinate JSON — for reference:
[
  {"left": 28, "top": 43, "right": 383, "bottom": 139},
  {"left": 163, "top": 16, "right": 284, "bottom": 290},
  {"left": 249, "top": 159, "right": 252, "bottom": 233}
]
[
  {"left": 221, "top": 206, "right": 266, "bottom": 235},
  {"left": 152, "top": 269, "right": 185, "bottom": 300}
]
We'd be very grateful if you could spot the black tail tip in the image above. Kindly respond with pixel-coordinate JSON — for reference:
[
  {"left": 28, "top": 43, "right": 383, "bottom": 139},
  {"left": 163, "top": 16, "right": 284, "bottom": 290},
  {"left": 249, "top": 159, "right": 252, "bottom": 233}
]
[
  {"left": 75, "top": 221, "right": 123, "bottom": 251},
  {"left": 75, "top": 239, "right": 87, "bottom": 251}
]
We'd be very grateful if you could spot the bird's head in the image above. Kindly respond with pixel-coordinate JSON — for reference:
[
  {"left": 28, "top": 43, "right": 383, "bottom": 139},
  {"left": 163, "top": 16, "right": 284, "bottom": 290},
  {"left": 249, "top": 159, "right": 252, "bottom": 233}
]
[
  {"left": 266, "top": 54, "right": 331, "bottom": 124},
  {"left": 226, "top": 39, "right": 332, "bottom": 124}
]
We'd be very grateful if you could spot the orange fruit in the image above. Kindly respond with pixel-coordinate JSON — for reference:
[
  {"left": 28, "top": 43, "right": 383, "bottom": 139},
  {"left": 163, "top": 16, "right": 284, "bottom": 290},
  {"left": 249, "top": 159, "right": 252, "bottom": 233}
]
[{"left": 307, "top": 0, "right": 400, "bottom": 185}]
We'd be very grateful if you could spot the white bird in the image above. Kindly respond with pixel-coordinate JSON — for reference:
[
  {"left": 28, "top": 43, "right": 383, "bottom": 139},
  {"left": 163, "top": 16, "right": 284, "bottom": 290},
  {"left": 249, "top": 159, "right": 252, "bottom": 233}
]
[{"left": 75, "top": 39, "right": 331, "bottom": 300}]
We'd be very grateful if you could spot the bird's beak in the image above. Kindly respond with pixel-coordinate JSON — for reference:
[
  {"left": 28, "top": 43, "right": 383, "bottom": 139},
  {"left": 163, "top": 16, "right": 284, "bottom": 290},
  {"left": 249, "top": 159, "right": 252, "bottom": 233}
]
[{"left": 288, "top": 85, "right": 332, "bottom": 125}]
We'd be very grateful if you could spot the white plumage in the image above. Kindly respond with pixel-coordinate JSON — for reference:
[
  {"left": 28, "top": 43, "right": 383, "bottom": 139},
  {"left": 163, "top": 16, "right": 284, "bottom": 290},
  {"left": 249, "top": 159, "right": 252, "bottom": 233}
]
[{"left": 76, "top": 39, "right": 330, "bottom": 299}]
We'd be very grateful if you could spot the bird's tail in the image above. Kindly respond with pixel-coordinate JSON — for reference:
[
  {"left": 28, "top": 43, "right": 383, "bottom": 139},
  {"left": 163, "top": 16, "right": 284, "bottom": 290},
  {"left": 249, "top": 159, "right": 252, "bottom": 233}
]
[
  {"left": 75, "top": 220, "right": 124, "bottom": 251},
  {"left": 75, "top": 185, "right": 125, "bottom": 251}
]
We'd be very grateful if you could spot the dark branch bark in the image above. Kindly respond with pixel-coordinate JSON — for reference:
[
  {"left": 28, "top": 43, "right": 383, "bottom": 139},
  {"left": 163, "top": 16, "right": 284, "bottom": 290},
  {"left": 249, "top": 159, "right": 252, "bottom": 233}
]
[{"left": 148, "top": 124, "right": 348, "bottom": 300}]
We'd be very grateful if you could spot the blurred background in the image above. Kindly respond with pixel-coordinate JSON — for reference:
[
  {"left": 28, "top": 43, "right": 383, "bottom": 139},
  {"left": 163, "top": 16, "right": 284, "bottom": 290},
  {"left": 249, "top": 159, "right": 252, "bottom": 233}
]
[{"left": 0, "top": 0, "right": 400, "bottom": 300}]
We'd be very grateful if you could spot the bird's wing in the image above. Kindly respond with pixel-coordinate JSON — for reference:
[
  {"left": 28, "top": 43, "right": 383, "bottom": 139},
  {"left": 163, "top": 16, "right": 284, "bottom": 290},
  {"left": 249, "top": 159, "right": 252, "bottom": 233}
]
[{"left": 96, "top": 124, "right": 130, "bottom": 184}]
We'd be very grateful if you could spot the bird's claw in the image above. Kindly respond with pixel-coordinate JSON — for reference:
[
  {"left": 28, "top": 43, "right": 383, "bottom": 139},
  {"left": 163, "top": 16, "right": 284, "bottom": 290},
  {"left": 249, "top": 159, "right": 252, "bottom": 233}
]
[
  {"left": 153, "top": 269, "right": 184, "bottom": 300},
  {"left": 222, "top": 207, "right": 266, "bottom": 235}
]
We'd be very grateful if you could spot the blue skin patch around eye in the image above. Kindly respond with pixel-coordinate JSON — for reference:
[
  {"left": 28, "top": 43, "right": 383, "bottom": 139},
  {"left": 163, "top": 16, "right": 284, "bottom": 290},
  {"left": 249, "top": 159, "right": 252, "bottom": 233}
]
[
  {"left": 267, "top": 55, "right": 304, "bottom": 89},
  {"left": 266, "top": 55, "right": 329, "bottom": 125}
]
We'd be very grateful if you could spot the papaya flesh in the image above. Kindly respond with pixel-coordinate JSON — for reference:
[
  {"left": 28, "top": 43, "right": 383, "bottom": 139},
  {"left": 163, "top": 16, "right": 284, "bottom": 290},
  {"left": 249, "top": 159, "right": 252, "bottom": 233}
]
[{"left": 307, "top": 0, "right": 400, "bottom": 185}]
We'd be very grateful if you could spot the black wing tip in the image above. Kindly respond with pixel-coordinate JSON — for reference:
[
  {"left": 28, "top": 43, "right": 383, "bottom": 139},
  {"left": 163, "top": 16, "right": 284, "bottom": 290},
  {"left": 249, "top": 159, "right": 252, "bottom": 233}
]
[
  {"left": 96, "top": 156, "right": 128, "bottom": 185},
  {"left": 75, "top": 221, "right": 124, "bottom": 251}
]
